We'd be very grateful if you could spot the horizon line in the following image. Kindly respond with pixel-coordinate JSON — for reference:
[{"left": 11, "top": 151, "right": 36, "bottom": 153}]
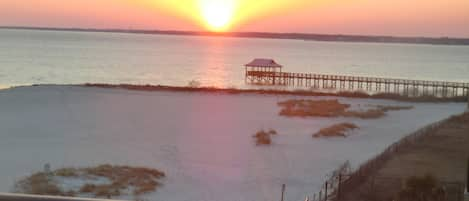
[{"left": 1, "top": 25, "right": 469, "bottom": 45}]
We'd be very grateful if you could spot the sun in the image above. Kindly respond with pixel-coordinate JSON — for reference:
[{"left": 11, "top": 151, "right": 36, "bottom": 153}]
[{"left": 199, "top": 0, "right": 236, "bottom": 31}]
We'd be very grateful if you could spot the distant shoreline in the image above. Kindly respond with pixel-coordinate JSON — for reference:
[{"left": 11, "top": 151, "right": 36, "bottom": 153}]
[{"left": 2, "top": 26, "right": 469, "bottom": 46}]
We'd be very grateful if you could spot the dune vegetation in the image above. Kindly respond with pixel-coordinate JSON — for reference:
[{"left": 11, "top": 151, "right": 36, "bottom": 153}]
[
  {"left": 83, "top": 84, "right": 468, "bottom": 103},
  {"left": 253, "top": 129, "right": 278, "bottom": 145},
  {"left": 13, "top": 164, "right": 166, "bottom": 199},
  {"left": 278, "top": 99, "right": 413, "bottom": 119},
  {"left": 313, "top": 123, "right": 359, "bottom": 138}
]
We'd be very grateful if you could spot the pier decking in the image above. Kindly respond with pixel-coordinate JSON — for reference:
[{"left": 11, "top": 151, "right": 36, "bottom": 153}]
[{"left": 244, "top": 59, "right": 469, "bottom": 97}]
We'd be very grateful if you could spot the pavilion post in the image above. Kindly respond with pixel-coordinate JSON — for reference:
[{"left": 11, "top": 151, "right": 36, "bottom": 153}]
[
  {"left": 245, "top": 66, "right": 247, "bottom": 83},
  {"left": 466, "top": 157, "right": 469, "bottom": 193},
  {"left": 466, "top": 94, "right": 469, "bottom": 110}
]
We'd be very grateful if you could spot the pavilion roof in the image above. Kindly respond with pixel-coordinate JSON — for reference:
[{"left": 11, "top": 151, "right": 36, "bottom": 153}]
[{"left": 245, "top": 58, "right": 283, "bottom": 68}]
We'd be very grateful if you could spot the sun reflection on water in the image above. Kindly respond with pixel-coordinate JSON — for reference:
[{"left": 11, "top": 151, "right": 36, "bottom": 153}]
[{"left": 197, "top": 38, "right": 230, "bottom": 88}]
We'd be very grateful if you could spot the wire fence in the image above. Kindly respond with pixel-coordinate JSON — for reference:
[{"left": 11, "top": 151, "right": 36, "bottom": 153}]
[
  {"left": 343, "top": 176, "right": 465, "bottom": 201},
  {"left": 307, "top": 113, "right": 466, "bottom": 201}
]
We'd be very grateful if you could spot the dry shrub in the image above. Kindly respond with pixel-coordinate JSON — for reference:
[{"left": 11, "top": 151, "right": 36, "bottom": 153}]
[
  {"left": 342, "top": 109, "right": 386, "bottom": 119},
  {"left": 79, "top": 183, "right": 96, "bottom": 193},
  {"left": 342, "top": 105, "right": 414, "bottom": 119},
  {"left": 375, "top": 105, "right": 414, "bottom": 112},
  {"left": 187, "top": 80, "right": 201, "bottom": 88},
  {"left": 84, "top": 84, "right": 467, "bottom": 103},
  {"left": 55, "top": 168, "right": 78, "bottom": 177},
  {"left": 278, "top": 99, "right": 350, "bottom": 117},
  {"left": 313, "top": 123, "right": 359, "bottom": 138},
  {"left": 84, "top": 164, "right": 114, "bottom": 178},
  {"left": 133, "top": 179, "right": 159, "bottom": 195},
  {"left": 253, "top": 129, "right": 278, "bottom": 145},
  {"left": 14, "top": 172, "right": 64, "bottom": 196},
  {"left": 14, "top": 164, "right": 166, "bottom": 198},
  {"left": 267, "top": 129, "right": 278, "bottom": 135},
  {"left": 278, "top": 99, "right": 413, "bottom": 119},
  {"left": 64, "top": 190, "right": 76, "bottom": 197},
  {"left": 337, "top": 91, "right": 370, "bottom": 98},
  {"left": 83, "top": 165, "right": 165, "bottom": 197},
  {"left": 93, "top": 185, "right": 120, "bottom": 198}
]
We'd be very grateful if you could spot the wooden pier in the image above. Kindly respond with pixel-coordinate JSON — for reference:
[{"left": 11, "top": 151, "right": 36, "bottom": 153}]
[{"left": 245, "top": 59, "right": 469, "bottom": 98}]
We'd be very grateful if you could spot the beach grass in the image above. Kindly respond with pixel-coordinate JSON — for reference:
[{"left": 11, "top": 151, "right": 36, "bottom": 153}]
[
  {"left": 313, "top": 123, "right": 359, "bottom": 138},
  {"left": 82, "top": 83, "right": 468, "bottom": 103},
  {"left": 13, "top": 164, "right": 166, "bottom": 199},
  {"left": 277, "top": 99, "right": 413, "bottom": 119},
  {"left": 253, "top": 129, "right": 278, "bottom": 145}
]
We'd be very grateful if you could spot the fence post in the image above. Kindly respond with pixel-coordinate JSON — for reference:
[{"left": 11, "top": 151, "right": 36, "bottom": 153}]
[
  {"left": 281, "top": 184, "right": 286, "bottom": 201},
  {"left": 337, "top": 174, "right": 342, "bottom": 201},
  {"left": 466, "top": 158, "right": 469, "bottom": 193},
  {"left": 458, "top": 183, "right": 463, "bottom": 201},
  {"left": 325, "top": 181, "right": 328, "bottom": 201}
]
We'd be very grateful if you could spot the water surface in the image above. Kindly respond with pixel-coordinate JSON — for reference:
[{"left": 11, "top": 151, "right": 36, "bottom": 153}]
[{"left": 1, "top": 28, "right": 469, "bottom": 88}]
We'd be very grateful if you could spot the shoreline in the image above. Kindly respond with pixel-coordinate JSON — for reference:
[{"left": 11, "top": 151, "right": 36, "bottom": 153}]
[
  {"left": 85, "top": 83, "right": 468, "bottom": 103},
  {"left": 2, "top": 83, "right": 466, "bottom": 103}
]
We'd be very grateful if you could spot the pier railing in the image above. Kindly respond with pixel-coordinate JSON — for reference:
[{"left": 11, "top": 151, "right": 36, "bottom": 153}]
[{"left": 246, "top": 71, "right": 469, "bottom": 97}]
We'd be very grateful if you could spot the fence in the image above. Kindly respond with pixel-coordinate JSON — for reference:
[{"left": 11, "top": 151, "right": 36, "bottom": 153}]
[
  {"left": 351, "top": 176, "right": 464, "bottom": 201},
  {"left": 308, "top": 113, "right": 465, "bottom": 201}
]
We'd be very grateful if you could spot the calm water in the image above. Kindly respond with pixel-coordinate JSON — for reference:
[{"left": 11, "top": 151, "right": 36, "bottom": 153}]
[{"left": 1, "top": 28, "right": 469, "bottom": 88}]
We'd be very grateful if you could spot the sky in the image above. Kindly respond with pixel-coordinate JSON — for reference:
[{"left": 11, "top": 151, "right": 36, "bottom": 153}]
[{"left": 1, "top": 0, "right": 469, "bottom": 37}]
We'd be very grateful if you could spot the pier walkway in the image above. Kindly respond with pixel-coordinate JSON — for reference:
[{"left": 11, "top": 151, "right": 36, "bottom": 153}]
[{"left": 244, "top": 59, "right": 469, "bottom": 97}]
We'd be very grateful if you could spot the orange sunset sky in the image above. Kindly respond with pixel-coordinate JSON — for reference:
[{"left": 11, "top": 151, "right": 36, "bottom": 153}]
[{"left": 1, "top": 0, "right": 469, "bottom": 37}]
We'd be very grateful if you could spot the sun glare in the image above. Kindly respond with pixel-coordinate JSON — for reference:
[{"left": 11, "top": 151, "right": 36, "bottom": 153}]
[{"left": 199, "top": 0, "right": 236, "bottom": 31}]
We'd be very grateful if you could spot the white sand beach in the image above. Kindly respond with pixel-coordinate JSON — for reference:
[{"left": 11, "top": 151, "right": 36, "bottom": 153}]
[{"left": 0, "top": 85, "right": 465, "bottom": 201}]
